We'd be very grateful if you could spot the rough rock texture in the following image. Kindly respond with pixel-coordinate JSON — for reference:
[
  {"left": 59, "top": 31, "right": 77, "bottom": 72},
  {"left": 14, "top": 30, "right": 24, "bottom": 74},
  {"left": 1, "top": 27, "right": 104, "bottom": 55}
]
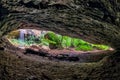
[{"left": 0, "top": 0, "right": 120, "bottom": 80}]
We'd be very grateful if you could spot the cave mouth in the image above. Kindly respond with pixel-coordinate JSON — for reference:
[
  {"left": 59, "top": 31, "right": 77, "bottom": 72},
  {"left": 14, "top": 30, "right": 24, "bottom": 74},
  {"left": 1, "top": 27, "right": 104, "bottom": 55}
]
[{"left": 5, "top": 29, "right": 114, "bottom": 62}]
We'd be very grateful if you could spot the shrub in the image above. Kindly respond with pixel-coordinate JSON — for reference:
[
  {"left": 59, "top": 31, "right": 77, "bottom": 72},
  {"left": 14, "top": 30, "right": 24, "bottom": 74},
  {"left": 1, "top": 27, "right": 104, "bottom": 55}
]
[
  {"left": 92, "top": 44, "right": 110, "bottom": 50},
  {"left": 61, "top": 36, "right": 72, "bottom": 48},
  {"left": 75, "top": 44, "right": 93, "bottom": 51}
]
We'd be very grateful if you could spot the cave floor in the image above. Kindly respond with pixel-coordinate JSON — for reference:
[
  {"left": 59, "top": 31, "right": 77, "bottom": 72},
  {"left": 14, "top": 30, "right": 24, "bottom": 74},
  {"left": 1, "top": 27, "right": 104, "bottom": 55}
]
[
  {"left": 6, "top": 46, "right": 114, "bottom": 63},
  {"left": 0, "top": 51, "right": 98, "bottom": 80},
  {"left": 0, "top": 50, "right": 119, "bottom": 80}
]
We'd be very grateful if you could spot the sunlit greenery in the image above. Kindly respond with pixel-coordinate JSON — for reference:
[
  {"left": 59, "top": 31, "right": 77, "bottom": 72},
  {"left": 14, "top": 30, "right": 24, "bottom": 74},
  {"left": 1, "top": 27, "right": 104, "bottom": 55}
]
[
  {"left": 45, "top": 32, "right": 110, "bottom": 51},
  {"left": 10, "top": 39, "right": 28, "bottom": 46},
  {"left": 8, "top": 30, "right": 110, "bottom": 51},
  {"left": 92, "top": 44, "right": 110, "bottom": 50}
]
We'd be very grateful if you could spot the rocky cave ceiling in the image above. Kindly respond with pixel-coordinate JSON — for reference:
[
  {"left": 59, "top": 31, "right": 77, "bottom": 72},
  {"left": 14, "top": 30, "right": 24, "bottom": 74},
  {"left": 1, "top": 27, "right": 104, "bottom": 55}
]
[
  {"left": 0, "top": 0, "right": 119, "bottom": 64},
  {"left": 0, "top": 0, "right": 120, "bottom": 51}
]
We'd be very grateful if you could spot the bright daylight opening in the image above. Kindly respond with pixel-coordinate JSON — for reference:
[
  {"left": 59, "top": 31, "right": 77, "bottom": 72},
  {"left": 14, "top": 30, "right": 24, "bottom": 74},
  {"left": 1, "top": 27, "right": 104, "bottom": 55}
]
[{"left": 6, "top": 29, "right": 114, "bottom": 62}]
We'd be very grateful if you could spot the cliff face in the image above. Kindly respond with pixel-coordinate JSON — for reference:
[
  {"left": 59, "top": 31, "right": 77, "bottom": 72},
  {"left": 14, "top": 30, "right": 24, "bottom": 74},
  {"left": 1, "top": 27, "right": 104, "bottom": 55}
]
[{"left": 0, "top": 0, "right": 120, "bottom": 79}]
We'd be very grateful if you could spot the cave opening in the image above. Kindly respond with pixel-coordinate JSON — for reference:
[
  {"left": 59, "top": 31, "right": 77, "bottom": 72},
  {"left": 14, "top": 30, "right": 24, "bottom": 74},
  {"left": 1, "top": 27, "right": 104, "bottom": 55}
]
[{"left": 5, "top": 29, "right": 114, "bottom": 62}]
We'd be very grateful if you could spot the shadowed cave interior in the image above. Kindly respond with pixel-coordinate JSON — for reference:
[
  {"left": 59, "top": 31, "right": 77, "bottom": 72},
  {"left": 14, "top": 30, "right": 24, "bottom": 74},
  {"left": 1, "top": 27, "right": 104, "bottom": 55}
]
[{"left": 5, "top": 29, "right": 114, "bottom": 63}]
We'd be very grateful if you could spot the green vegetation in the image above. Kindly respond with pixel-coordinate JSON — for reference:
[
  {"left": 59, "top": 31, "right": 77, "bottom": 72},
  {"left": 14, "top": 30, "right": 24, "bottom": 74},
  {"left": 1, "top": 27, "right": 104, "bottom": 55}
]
[
  {"left": 92, "top": 44, "right": 110, "bottom": 50},
  {"left": 8, "top": 31, "right": 110, "bottom": 51},
  {"left": 75, "top": 45, "right": 93, "bottom": 51},
  {"left": 45, "top": 32, "right": 110, "bottom": 51},
  {"left": 61, "top": 36, "right": 72, "bottom": 48},
  {"left": 11, "top": 39, "right": 29, "bottom": 46}
]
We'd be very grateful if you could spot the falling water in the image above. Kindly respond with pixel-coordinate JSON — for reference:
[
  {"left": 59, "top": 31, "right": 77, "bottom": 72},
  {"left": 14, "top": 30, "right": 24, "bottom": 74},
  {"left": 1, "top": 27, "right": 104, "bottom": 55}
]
[
  {"left": 19, "top": 29, "right": 25, "bottom": 48},
  {"left": 19, "top": 29, "right": 25, "bottom": 41}
]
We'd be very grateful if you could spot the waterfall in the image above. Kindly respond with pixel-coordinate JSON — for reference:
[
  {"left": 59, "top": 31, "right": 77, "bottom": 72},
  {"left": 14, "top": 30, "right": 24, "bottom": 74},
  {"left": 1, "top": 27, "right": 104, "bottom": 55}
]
[
  {"left": 19, "top": 29, "right": 26, "bottom": 48},
  {"left": 19, "top": 29, "right": 25, "bottom": 41}
]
